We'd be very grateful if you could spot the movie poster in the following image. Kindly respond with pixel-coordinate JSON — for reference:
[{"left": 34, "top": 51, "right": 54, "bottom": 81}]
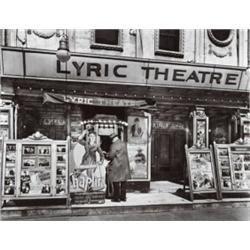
[
  {"left": 188, "top": 152, "right": 216, "bottom": 191},
  {"left": 127, "top": 144, "right": 148, "bottom": 179},
  {"left": 127, "top": 116, "right": 149, "bottom": 180},
  {"left": 20, "top": 145, "right": 52, "bottom": 195},
  {"left": 69, "top": 142, "right": 107, "bottom": 193},
  {"left": 127, "top": 116, "right": 148, "bottom": 144}
]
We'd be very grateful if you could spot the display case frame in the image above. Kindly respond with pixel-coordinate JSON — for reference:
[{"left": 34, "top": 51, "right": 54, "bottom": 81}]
[
  {"left": 1, "top": 135, "right": 70, "bottom": 204},
  {"left": 127, "top": 115, "right": 151, "bottom": 181},
  {"left": 214, "top": 142, "right": 250, "bottom": 195},
  {"left": 185, "top": 145, "right": 220, "bottom": 201}
]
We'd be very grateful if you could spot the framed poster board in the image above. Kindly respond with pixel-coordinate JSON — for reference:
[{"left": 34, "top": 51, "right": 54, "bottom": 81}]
[
  {"left": 1, "top": 136, "right": 69, "bottom": 203},
  {"left": 127, "top": 143, "right": 148, "bottom": 179},
  {"left": 127, "top": 116, "right": 148, "bottom": 144},
  {"left": 230, "top": 145, "right": 250, "bottom": 191},
  {"left": 0, "top": 110, "right": 10, "bottom": 141},
  {"left": 213, "top": 143, "right": 234, "bottom": 192},
  {"left": 185, "top": 145, "right": 220, "bottom": 201},
  {"left": 127, "top": 115, "right": 150, "bottom": 181},
  {"left": 214, "top": 143, "right": 250, "bottom": 195},
  {"left": 2, "top": 143, "right": 17, "bottom": 196},
  {"left": 20, "top": 144, "right": 52, "bottom": 196},
  {"left": 191, "top": 108, "right": 209, "bottom": 148}
]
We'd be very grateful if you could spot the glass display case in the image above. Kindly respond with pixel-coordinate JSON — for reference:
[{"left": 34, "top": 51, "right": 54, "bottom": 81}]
[
  {"left": 190, "top": 107, "right": 209, "bottom": 148},
  {"left": 1, "top": 133, "right": 69, "bottom": 202},
  {"left": 214, "top": 142, "right": 250, "bottom": 194}
]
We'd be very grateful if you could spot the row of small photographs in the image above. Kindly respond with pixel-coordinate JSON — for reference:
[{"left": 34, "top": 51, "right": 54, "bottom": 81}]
[
  {"left": 6, "top": 144, "right": 16, "bottom": 152},
  {"left": 23, "top": 146, "right": 51, "bottom": 155},
  {"left": 221, "top": 171, "right": 250, "bottom": 181},
  {"left": 8, "top": 145, "right": 66, "bottom": 154},
  {"left": 22, "top": 156, "right": 66, "bottom": 167},
  {"left": 233, "top": 163, "right": 250, "bottom": 171},
  {"left": 232, "top": 154, "right": 250, "bottom": 162},
  {"left": 234, "top": 172, "right": 250, "bottom": 180},
  {"left": 23, "top": 157, "right": 50, "bottom": 167},
  {"left": 5, "top": 166, "right": 66, "bottom": 176},
  {"left": 235, "top": 180, "right": 250, "bottom": 190}
]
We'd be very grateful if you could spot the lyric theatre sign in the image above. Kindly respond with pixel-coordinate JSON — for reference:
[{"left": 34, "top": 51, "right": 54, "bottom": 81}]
[{"left": 2, "top": 49, "right": 247, "bottom": 91}]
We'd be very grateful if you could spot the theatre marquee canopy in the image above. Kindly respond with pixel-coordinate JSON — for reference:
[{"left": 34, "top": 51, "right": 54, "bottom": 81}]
[
  {"left": 43, "top": 92, "right": 155, "bottom": 107},
  {"left": 1, "top": 47, "right": 249, "bottom": 92}
]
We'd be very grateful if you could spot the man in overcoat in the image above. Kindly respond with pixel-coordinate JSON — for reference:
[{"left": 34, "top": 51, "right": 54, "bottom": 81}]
[{"left": 108, "top": 133, "right": 131, "bottom": 202}]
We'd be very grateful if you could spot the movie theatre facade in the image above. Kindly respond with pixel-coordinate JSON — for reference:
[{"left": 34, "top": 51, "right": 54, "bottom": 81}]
[{"left": 1, "top": 44, "right": 249, "bottom": 191}]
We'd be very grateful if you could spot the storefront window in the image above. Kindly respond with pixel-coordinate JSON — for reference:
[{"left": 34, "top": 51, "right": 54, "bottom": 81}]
[
  {"left": 155, "top": 29, "right": 184, "bottom": 58},
  {"left": 90, "top": 29, "right": 123, "bottom": 51}
]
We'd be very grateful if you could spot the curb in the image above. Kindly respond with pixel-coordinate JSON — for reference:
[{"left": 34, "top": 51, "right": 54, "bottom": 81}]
[{"left": 2, "top": 199, "right": 250, "bottom": 220}]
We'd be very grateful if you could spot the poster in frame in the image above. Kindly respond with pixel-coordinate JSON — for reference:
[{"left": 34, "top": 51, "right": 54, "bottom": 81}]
[
  {"left": 185, "top": 145, "right": 220, "bottom": 201},
  {"left": 127, "top": 143, "right": 148, "bottom": 180},
  {"left": 127, "top": 116, "right": 148, "bottom": 144},
  {"left": 0, "top": 112, "right": 9, "bottom": 126},
  {"left": 213, "top": 144, "right": 234, "bottom": 191},
  {"left": 0, "top": 128, "right": 9, "bottom": 140},
  {"left": 195, "top": 119, "right": 207, "bottom": 148}
]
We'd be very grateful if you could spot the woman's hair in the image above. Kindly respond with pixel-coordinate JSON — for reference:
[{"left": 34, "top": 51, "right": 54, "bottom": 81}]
[
  {"left": 88, "top": 131, "right": 96, "bottom": 136},
  {"left": 88, "top": 131, "right": 99, "bottom": 145}
]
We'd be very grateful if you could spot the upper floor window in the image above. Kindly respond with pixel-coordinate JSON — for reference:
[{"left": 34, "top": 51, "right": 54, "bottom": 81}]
[
  {"left": 90, "top": 29, "right": 123, "bottom": 51},
  {"left": 155, "top": 29, "right": 184, "bottom": 58},
  {"left": 207, "top": 29, "right": 234, "bottom": 47}
]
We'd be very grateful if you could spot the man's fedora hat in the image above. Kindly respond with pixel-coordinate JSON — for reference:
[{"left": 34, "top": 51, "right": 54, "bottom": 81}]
[{"left": 109, "top": 133, "right": 118, "bottom": 140}]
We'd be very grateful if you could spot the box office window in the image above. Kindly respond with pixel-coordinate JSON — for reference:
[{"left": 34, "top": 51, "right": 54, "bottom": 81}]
[
  {"left": 155, "top": 29, "right": 184, "bottom": 58},
  {"left": 90, "top": 29, "right": 123, "bottom": 51}
]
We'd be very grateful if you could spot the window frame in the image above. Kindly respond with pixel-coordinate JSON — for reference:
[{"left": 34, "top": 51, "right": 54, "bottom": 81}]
[
  {"left": 154, "top": 29, "right": 184, "bottom": 58},
  {"left": 207, "top": 29, "right": 234, "bottom": 47},
  {"left": 90, "top": 29, "right": 123, "bottom": 52}
]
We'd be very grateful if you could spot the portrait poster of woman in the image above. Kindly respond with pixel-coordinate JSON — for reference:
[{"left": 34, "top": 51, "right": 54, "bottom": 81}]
[
  {"left": 127, "top": 116, "right": 148, "bottom": 144},
  {"left": 69, "top": 129, "right": 107, "bottom": 193}
]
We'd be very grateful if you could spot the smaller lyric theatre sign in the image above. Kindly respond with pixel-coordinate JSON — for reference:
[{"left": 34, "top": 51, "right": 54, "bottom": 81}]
[{"left": 2, "top": 49, "right": 248, "bottom": 91}]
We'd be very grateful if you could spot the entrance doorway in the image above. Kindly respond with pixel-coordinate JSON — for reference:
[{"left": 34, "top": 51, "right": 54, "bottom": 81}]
[{"left": 152, "top": 129, "right": 186, "bottom": 182}]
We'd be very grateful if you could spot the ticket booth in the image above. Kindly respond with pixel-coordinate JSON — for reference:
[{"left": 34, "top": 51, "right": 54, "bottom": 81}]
[{"left": 69, "top": 114, "right": 128, "bottom": 203}]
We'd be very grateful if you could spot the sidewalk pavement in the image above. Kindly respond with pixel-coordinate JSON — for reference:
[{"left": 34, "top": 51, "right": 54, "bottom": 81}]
[{"left": 1, "top": 181, "right": 250, "bottom": 220}]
